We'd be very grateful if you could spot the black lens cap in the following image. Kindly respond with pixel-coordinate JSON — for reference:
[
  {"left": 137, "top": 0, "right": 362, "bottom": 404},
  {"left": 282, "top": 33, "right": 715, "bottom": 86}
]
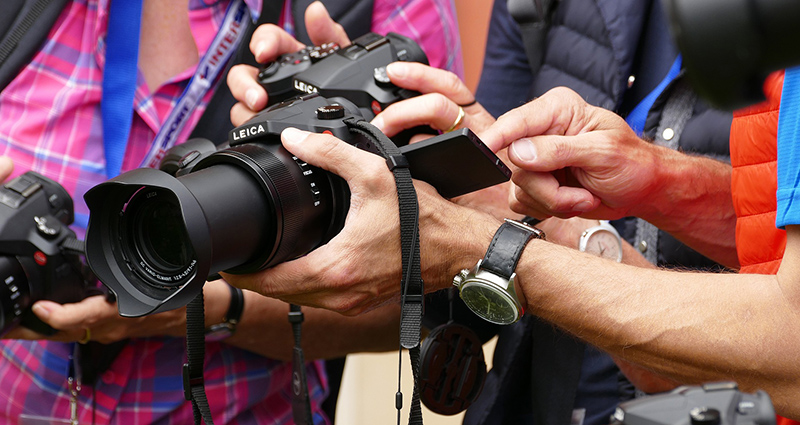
[{"left": 419, "top": 322, "right": 487, "bottom": 415}]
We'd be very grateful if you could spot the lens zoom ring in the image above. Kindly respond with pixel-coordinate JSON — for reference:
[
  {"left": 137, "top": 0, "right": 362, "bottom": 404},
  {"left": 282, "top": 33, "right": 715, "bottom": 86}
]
[{"left": 233, "top": 144, "right": 304, "bottom": 263}]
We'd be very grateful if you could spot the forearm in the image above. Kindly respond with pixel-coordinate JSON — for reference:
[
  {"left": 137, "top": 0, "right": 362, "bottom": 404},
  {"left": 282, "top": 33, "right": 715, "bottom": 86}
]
[
  {"left": 635, "top": 148, "right": 738, "bottom": 268},
  {"left": 226, "top": 292, "right": 399, "bottom": 361},
  {"left": 516, "top": 238, "right": 800, "bottom": 416}
]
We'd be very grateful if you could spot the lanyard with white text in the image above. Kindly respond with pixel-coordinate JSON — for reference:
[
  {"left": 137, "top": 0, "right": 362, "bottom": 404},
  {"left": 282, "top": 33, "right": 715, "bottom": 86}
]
[
  {"left": 101, "top": 0, "right": 251, "bottom": 178},
  {"left": 139, "top": 0, "right": 250, "bottom": 170}
]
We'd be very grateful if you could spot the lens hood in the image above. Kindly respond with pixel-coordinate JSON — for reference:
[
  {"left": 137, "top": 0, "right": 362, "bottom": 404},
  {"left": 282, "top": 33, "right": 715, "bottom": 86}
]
[{"left": 85, "top": 168, "right": 213, "bottom": 317}]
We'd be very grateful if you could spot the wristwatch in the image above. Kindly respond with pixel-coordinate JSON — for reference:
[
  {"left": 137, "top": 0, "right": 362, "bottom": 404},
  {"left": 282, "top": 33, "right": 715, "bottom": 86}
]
[
  {"left": 579, "top": 220, "right": 623, "bottom": 262},
  {"left": 453, "top": 219, "right": 545, "bottom": 325},
  {"left": 205, "top": 284, "right": 244, "bottom": 341}
]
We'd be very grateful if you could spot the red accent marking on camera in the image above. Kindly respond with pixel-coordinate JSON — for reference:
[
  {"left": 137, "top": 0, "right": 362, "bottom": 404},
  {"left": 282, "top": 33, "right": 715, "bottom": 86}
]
[
  {"left": 34, "top": 251, "right": 47, "bottom": 266},
  {"left": 371, "top": 100, "right": 381, "bottom": 115},
  {"left": 323, "top": 130, "right": 333, "bottom": 135}
]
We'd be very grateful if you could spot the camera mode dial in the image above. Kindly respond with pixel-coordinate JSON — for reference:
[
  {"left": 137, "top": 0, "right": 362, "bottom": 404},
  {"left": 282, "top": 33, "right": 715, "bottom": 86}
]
[
  {"left": 316, "top": 104, "right": 345, "bottom": 120},
  {"left": 308, "top": 42, "right": 340, "bottom": 63}
]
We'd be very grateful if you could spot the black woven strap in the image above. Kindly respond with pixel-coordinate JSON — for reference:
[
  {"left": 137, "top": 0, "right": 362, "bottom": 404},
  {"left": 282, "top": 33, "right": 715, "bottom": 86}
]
[
  {"left": 344, "top": 117, "right": 424, "bottom": 425},
  {"left": 289, "top": 304, "right": 314, "bottom": 425},
  {"left": 184, "top": 293, "right": 214, "bottom": 425},
  {"left": 59, "top": 236, "right": 85, "bottom": 256}
]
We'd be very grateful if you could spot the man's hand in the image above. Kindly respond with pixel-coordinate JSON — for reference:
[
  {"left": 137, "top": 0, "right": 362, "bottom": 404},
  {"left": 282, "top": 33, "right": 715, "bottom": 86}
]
[
  {"left": 370, "top": 61, "right": 516, "bottom": 220},
  {"left": 479, "top": 87, "right": 671, "bottom": 221},
  {"left": 371, "top": 62, "right": 495, "bottom": 137},
  {"left": 1, "top": 280, "right": 239, "bottom": 343},
  {"left": 227, "top": 1, "right": 351, "bottom": 126},
  {"left": 222, "top": 127, "right": 494, "bottom": 314},
  {"left": 2, "top": 295, "right": 186, "bottom": 343}
]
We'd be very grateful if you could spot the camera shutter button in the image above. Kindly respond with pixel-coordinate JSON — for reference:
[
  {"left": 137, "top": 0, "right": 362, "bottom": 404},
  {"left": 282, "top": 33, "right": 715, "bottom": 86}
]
[
  {"left": 34, "top": 215, "right": 62, "bottom": 239},
  {"left": 689, "top": 407, "right": 721, "bottom": 425},
  {"left": 316, "top": 104, "right": 345, "bottom": 120},
  {"left": 258, "top": 61, "right": 280, "bottom": 79}
]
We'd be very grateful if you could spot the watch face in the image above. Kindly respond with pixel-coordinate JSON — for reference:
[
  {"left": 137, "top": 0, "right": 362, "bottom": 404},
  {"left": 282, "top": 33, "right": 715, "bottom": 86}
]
[
  {"left": 459, "top": 283, "right": 520, "bottom": 325},
  {"left": 584, "top": 229, "right": 622, "bottom": 261}
]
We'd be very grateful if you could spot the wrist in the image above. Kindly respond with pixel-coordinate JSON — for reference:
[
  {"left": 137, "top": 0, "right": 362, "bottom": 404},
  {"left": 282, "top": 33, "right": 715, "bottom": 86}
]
[
  {"left": 632, "top": 145, "right": 725, "bottom": 227},
  {"left": 618, "top": 142, "right": 673, "bottom": 221},
  {"left": 453, "top": 219, "right": 544, "bottom": 324},
  {"left": 205, "top": 282, "right": 244, "bottom": 341},
  {"left": 423, "top": 208, "right": 500, "bottom": 292}
]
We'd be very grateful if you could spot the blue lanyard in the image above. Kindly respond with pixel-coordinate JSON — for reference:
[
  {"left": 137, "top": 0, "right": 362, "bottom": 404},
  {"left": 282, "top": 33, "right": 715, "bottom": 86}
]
[
  {"left": 625, "top": 55, "right": 683, "bottom": 136},
  {"left": 101, "top": 0, "right": 143, "bottom": 178},
  {"left": 101, "top": 0, "right": 251, "bottom": 177}
]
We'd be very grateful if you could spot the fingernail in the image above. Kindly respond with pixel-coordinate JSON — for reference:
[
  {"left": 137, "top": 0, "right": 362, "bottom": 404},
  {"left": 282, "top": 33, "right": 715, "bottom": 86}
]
[
  {"left": 32, "top": 303, "right": 52, "bottom": 320},
  {"left": 371, "top": 116, "right": 385, "bottom": 131},
  {"left": 511, "top": 138, "right": 537, "bottom": 162},
  {"left": 386, "top": 62, "right": 407, "bottom": 78},
  {"left": 282, "top": 127, "right": 310, "bottom": 144},
  {"left": 254, "top": 41, "right": 267, "bottom": 59},
  {"left": 245, "top": 88, "right": 260, "bottom": 110},
  {"left": 574, "top": 201, "right": 594, "bottom": 212},
  {"left": 0, "top": 156, "right": 13, "bottom": 172}
]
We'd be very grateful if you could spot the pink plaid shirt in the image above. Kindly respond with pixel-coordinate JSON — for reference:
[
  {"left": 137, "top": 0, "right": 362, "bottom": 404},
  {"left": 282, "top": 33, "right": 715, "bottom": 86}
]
[{"left": 0, "top": 0, "right": 462, "bottom": 424}]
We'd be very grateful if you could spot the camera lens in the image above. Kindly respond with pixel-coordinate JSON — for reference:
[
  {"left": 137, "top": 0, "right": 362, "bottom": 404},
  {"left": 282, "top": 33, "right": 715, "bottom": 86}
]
[
  {"left": 132, "top": 190, "right": 193, "bottom": 274},
  {"left": 123, "top": 188, "right": 196, "bottom": 288}
]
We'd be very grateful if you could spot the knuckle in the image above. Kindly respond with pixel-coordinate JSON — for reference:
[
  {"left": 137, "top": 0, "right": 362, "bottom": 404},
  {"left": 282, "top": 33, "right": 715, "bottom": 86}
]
[
  {"left": 441, "top": 71, "right": 464, "bottom": 94},
  {"left": 332, "top": 22, "right": 346, "bottom": 37},
  {"left": 429, "top": 93, "right": 451, "bottom": 112},
  {"left": 251, "top": 24, "right": 281, "bottom": 46}
]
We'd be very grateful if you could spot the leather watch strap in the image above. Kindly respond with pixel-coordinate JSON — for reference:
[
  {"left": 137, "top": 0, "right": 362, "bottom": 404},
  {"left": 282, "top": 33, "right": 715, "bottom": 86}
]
[
  {"left": 482, "top": 219, "right": 544, "bottom": 278},
  {"left": 223, "top": 284, "right": 244, "bottom": 325},
  {"left": 205, "top": 284, "right": 244, "bottom": 340}
]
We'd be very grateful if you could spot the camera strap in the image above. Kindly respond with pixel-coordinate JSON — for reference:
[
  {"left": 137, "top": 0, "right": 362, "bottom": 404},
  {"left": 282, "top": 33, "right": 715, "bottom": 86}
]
[
  {"left": 184, "top": 293, "right": 215, "bottom": 425},
  {"left": 344, "top": 117, "right": 425, "bottom": 425},
  {"left": 289, "top": 304, "right": 314, "bottom": 425}
]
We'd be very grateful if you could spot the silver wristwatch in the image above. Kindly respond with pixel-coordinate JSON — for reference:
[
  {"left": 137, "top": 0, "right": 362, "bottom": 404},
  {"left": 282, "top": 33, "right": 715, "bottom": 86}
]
[
  {"left": 579, "top": 220, "right": 623, "bottom": 262},
  {"left": 453, "top": 219, "right": 545, "bottom": 325}
]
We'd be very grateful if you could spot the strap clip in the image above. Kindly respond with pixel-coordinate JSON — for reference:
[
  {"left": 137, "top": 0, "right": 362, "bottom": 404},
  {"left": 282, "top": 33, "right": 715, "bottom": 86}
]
[
  {"left": 386, "top": 154, "right": 409, "bottom": 171},
  {"left": 182, "top": 363, "right": 204, "bottom": 401}
]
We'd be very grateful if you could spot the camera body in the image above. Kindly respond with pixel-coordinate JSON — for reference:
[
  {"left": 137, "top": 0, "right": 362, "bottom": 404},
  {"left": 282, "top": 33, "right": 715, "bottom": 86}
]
[
  {"left": 611, "top": 383, "right": 776, "bottom": 425},
  {"left": 664, "top": 0, "right": 800, "bottom": 109},
  {"left": 0, "top": 171, "right": 92, "bottom": 336},
  {"left": 258, "top": 31, "right": 428, "bottom": 118},
  {"left": 85, "top": 33, "right": 510, "bottom": 317}
]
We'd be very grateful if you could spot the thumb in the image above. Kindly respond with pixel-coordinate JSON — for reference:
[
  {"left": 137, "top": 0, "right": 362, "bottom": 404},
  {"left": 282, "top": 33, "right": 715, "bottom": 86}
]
[
  {"left": 0, "top": 157, "right": 14, "bottom": 182},
  {"left": 305, "top": 1, "right": 351, "bottom": 47},
  {"left": 507, "top": 132, "right": 611, "bottom": 175},
  {"left": 281, "top": 128, "right": 382, "bottom": 182}
]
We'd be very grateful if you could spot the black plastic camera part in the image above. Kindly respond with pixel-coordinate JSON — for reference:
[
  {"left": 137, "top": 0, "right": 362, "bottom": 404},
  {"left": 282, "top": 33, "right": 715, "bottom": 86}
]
[
  {"left": 663, "top": 0, "right": 800, "bottom": 110},
  {"left": 0, "top": 171, "right": 91, "bottom": 336},
  {"left": 259, "top": 31, "right": 428, "bottom": 119},
  {"left": 610, "top": 382, "right": 776, "bottom": 425}
]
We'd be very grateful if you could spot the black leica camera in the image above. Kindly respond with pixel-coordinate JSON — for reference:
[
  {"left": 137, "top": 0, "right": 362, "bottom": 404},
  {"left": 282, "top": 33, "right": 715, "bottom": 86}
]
[
  {"left": 611, "top": 382, "right": 776, "bottom": 425},
  {"left": 664, "top": 0, "right": 800, "bottom": 109},
  {"left": 0, "top": 171, "right": 93, "bottom": 336},
  {"left": 84, "top": 35, "right": 510, "bottom": 317},
  {"left": 258, "top": 31, "right": 427, "bottom": 118}
]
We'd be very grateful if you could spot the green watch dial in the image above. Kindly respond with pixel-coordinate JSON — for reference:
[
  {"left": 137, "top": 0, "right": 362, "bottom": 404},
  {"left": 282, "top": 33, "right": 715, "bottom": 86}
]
[{"left": 459, "top": 284, "right": 520, "bottom": 325}]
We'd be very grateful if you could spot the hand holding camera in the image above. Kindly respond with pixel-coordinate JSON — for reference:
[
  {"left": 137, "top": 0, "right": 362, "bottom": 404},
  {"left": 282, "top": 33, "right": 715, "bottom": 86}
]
[{"left": 228, "top": 1, "right": 351, "bottom": 126}]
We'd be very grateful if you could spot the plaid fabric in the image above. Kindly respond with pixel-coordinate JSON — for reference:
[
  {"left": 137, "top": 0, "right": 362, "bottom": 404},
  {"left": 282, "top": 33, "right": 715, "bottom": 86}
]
[{"left": 0, "top": 0, "right": 461, "bottom": 423}]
